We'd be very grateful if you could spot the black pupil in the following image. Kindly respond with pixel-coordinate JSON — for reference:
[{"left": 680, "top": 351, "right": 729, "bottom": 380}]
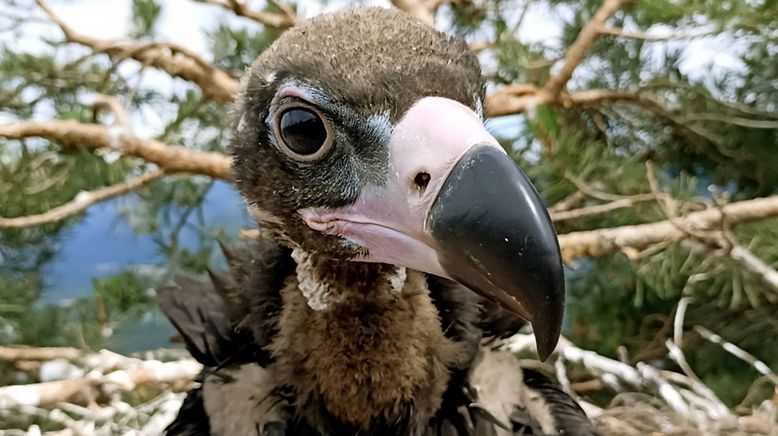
[{"left": 279, "top": 108, "right": 327, "bottom": 156}]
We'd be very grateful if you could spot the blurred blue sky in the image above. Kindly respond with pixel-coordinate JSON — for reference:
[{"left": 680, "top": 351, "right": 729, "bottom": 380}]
[{"left": 40, "top": 181, "right": 251, "bottom": 304}]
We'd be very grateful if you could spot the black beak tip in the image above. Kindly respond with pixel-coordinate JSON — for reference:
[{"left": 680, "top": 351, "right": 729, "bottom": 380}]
[
  {"left": 533, "top": 299, "right": 564, "bottom": 360},
  {"left": 429, "top": 144, "right": 566, "bottom": 361}
]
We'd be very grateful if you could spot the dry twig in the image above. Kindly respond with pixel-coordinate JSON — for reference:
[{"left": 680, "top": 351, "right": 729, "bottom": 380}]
[
  {"left": 0, "top": 120, "right": 231, "bottom": 179},
  {"left": 390, "top": 0, "right": 451, "bottom": 27},
  {"left": 550, "top": 198, "right": 643, "bottom": 222},
  {"left": 694, "top": 326, "right": 778, "bottom": 386},
  {"left": 0, "top": 346, "right": 82, "bottom": 362},
  {"left": 543, "top": 0, "right": 627, "bottom": 98},
  {"left": 37, "top": 0, "right": 237, "bottom": 102},
  {"left": 192, "top": 0, "right": 296, "bottom": 28},
  {"left": 597, "top": 25, "right": 719, "bottom": 41},
  {"left": 729, "top": 244, "right": 778, "bottom": 293},
  {"left": 0, "top": 358, "right": 200, "bottom": 408},
  {"left": 558, "top": 195, "right": 778, "bottom": 261},
  {"left": 0, "top": 169, "right": 164, "bottom": 229},
  {"left": 91, "top": 94, "right": 132, "bottom": 134}
]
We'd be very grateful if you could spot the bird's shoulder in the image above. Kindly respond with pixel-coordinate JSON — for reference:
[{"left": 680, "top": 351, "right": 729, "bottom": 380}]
[{"left": 157, "top": 237, "right": 295, "bottom": 369}]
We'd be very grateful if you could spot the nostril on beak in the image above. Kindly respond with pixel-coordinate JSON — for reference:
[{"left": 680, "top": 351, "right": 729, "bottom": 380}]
[{"left": 413, "top": 171, "right": 431, "bottom": 193}]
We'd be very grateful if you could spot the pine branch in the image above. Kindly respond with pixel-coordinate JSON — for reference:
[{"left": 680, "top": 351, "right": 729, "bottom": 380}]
[
  {"left": 486, "top": 87, "right": 642, "bottom": 117},
  {"left": 558, "top": 196, "right": 778, "bottom": 261},
  {"left": 192, "top": 0, "right": 296, "bottom": 28},
  {"left": 34, "top": 0, "right": 637, "bottom": 117},
  {"left": 550, "top": 198, "right": 643, "bottom": 222},
  {"left": 597, "top": 26, "right": 719, "bottom": 41},
  {"left": 694, "top": 326, "right": 778, "bottom": 386},
  {"left": 486, "top": 0, "right": 629, "bottom": 116},
  {"left": 729, "top": 245, "right": 778, "bottom": 294},
  {"left": 0, "top": 346, "right": 82, "bottom": 361},
  {"left": 549, "top": 191, "right": 587, "bottom": 213},
  {"left": 503, "top": 334, "right": 739, "bottom": 426},
  {"left": 542, "top": 0, "right": 628, "bottom": 98},
  {"left": 565, "top": 171, "right": 657, "bottom": 202},
  {"left": 468, "top": 41, "right": 493, "bottom": 52},
  {"left": 0, "top": 169, "right": 164, "bottom": 229},
  {"left": 678, "top": 113, "right": 778, "bottom": 129},
  {"left": 36, "top": 0, "right": 237, "bottom": 103},
  {"left": 0, "top": 357, "right": 201, "bottom": 408},
  {"left": 91, "top": 94, "right": 132, "bottom": 133},
  {"left": 0, "top": 120, "right": 232, "bottom": 180},
  {"left": 390, "top": 0, "right": 436, "bottom": 27}
]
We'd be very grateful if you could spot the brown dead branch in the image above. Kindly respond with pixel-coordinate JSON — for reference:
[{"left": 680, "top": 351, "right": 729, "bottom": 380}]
[
  {"left": 192, "top": 0, "right": 296, "bottom": 28},
  {"left": 0, "top": 120, "right": 232, "bottom": 180},
  {"left": 549, "top": 191, "right": 587, "bottom": 213},
  {"left": 468, "top": 41, "right": 493, "bottom": 52},
  {"left": 0, "top": 346, "right": 82, "bottom": 362},
  {"left": 0, "top": 169, "right": 164, "bottom": 229},
  {"left": 729, "top": 244, "right": 778, "bottom": 293},
  {"left": 504, "top": 334, "right": 746, "bottom": 429},
  {"left": 486, "top": 87, "right": 643, "bottom": 117},
  {"left": 390, "top": 0, "right": 440, "bottom": 27},
  {"left": 565, "top": 171, "right": 658, "bottom": 203},
  {"left": 0, "top": 358, "right": 200, "bottom": 408},
  {"left": 645, "top": 160, "right": 714, "bottom": 244},
  {"left": 678, "top": 113, "right": 778, "bottom": 129},
  {"left": 558, "top": 195, "right": 778, "bottom": 261},
  {"left": 548, "top": 171, "right": 660, "bottom": 222},
  {"left": 597, "top": 25, "right": 719, "bottom": 41},
  {"left": 486, "top": 0, "right": 631, "bottom": 117},
  {"left": 37, "top": 0, "right": 237, "bottom": 103},
  {"left": 694, "top": 326, "right": 778, "bottom": 386},
  {"left": 645, "top": 166, "right": 778, "bottom": 294},
  {"left": 551, "top": 198, "right": 643, "bottom": 222},
  {"left": 36, "top": 0, "right": 637, "bottom": 117},
  {"left": 91, "top": 94, "right": 132, "bottom": 133},
  {"left": 543, "top": 0, "right": 627, "bottom": 98}
]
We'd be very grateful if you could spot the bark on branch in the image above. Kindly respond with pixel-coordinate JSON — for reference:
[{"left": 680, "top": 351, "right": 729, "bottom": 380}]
[
  {"left": 558, "top": 196, "right": 778, "bottom": 261},
  {"left": 192, "top": 0, "right": 296, "bottom": 28},
  {"left": 91, "top": 94, "right": 132, "bottom": 133},
  {"left": 37, "top": 0, "right": 237, "bottom": 103},
  {"left": 550, "top": 197, "right": 642, "bottom": 222},
  {"left": 391, "top": 0, "right": 452, "bottom": 27},
  {"left": 597, "top": 25, "right": 719, "bottom": 41},
  {"left": 0, "top": 346, "right": 82, "bottom": 362},
  {"left": 694, "top": 326, "right": 778, "bottom": 386},
  {"left": 542, "top": 0, "right": 627, "bottom": 98},
  {"left": 485, "top": 0, "right": 629, "bottom": 116},
  {"left": 36, "top": 0, "right": 635, "bottom": 117},
  {"left": 0, "top": 120, "right": 232, "bottom": 180},
  {"left": 729, "top": 245, "right": 778, "bottom": 295},
  {"left": 0, "top": 359, "right": 201, "bottom": 408},
  {"left": 0, "top": 169, "right": 164, "bottom": 229},
  {"left": 486, "top": 87, "right": 642, "bottom": 117}
]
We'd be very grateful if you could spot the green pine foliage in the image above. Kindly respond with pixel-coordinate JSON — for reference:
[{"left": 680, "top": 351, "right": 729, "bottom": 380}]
[{"left": 0, "top": 0, "right": 776, "bottom": 410}]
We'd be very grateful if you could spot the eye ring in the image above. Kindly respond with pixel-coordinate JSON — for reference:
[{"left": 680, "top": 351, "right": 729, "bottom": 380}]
[{"left": 272, "top": 102, "right": 334, "bottom": 162}]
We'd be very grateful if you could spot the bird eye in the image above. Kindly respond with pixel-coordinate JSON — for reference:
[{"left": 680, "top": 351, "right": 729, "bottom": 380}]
[{"left": 274, "top": 105, "right": 333, "bottom": 161}]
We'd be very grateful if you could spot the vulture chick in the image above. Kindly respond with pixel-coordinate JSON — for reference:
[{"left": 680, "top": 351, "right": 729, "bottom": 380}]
[{"left": 159, "top": 7, "right": 600, "bottom": 436}]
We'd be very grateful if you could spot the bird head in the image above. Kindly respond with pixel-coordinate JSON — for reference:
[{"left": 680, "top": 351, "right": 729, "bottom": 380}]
[{"left": 231, "top": 8, "right": 564, "bottom": 359}]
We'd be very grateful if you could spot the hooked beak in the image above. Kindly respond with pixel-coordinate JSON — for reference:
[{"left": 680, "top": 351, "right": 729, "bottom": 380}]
[{"left": 298, "top": 97, "right": 564, "bottom": 359}]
